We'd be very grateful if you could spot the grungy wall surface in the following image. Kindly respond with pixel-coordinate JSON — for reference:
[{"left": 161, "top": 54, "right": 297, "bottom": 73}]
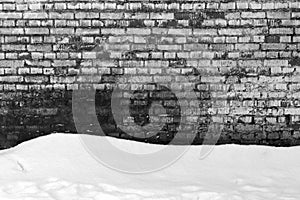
[{"left": 0, "top": 0, "right": 300, "bottom": 148}]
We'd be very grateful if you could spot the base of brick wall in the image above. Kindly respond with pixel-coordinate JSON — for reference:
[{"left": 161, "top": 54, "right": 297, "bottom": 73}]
[{"left": 0, "top": 89, "right": 298, "bottom": 149}]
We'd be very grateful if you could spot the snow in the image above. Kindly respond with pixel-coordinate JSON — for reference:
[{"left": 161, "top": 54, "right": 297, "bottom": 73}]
[{"left": 0, "top": 133, "right": 299, "bottom": 200}]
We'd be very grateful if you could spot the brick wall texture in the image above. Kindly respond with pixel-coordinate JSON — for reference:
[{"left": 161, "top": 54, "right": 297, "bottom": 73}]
[{"left": 1, "top": 0, "right": 300, "bottom": 148}]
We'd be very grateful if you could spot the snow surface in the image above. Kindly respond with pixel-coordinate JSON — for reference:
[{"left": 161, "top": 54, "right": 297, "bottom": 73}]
[{"left": 0, "top": 133, "right": 299, "bottom": 200}]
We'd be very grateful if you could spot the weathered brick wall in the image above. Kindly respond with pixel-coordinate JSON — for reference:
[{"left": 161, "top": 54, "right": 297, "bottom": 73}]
[{"left": 1, "top": 0, "right": 300, "bottom": 148}]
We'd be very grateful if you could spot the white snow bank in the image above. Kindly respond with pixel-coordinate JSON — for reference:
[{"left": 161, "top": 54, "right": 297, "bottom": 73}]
[{"left": 0, "top": 133, "right": 299, "bottom": 200}]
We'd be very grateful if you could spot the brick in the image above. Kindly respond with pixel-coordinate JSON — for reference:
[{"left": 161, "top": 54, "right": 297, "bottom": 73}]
[
  {"left": 219, "top": 28, "right": 243, "bottom": 36},
  {"left": 52, "top": 60, "right": 76, "bottom": 67},
  {"left": 55, "top": 3, "right": 67, "bottom": 10},
  {"left": 193, "top": 29, "right": 217, "bottom": 35},
  {"left": 225, "top": 13, "right": 240, "bottom": 20},
  {"left": 0, "top": 60, "right": 24, "bottom": 68},
  {"left": 267, "top": 12, "right": 291, "bottom": 19},
  {"left": 293, "top": 36, "right": 300, "bottom": 42},
  {"left": 101, "top": 28, "right": 125, "bottom": 35},
  {"left": 29, "top": 3, "right": 42, "bottom": 10},
  {"left": 124, "top": 13, "right": 149, "bottom": 19},
  {"left": 275, "top": 3, "right": 289, "bottom": 9},
  {"left": 262, "top": 43, "right": 287, "bottom": 50},
  {"left": 168, "top": 29, "right": 192, "bottom": 35},
  {"left": 25, "top": 76, "right": 48, "bottom": 83},
  {"left": 150, "top": 13, "right": 174, "bottom": 20},
  {"left": 75, "top": 12, "right": 99, "bottom": 19},
  {"left": 30, "top": 68, "right": 43, "bottom": 74},
  {"left": 265, "top": 35, "right": 280, "bottom": 43},
  {"left": 241, "top": 12, "right": 266, "bottom": 19},
  {"left": 127, "top": 28, "right": 151, "bottom": 35},
  {"left": 249, "top": 2, "right": 262, "bottom": 9},
  {"left": 235, "top": 44, "right": 259, "bottom": 51},
  {"left": 262, "top": 3, "right": 275, "bottom": 9},
  {"left": 49, "top": 12, "right": 74, "bottom": 19},
  {"left": 0, "top": 28, "right": 24, "bottom": 35},
  {"left": 51, "top": 76, "right": 76, "bottom": 83},
  {"left": 25, "top": 28, "right": 49, "bottom": 35},
  {"left": 100, "top": 13, "right": 123, "bottom": 19},
  {"left": 285, "top": 108, "right": 300, "bottom": 115},
  {"left": 237, "top": 2, "right": 249, "bottom": 9},
  {"left": 24, "top": 12, "right": 48, "bottom": 19},
  {"left": 0, "top": 12, "right": 22, "bottom": 19},
  {"left": 264, "top": 60, "right": 289, "bottom": 67},
  {"left": 193, "top": 3, "right": 205, "bottom": 10},
  {"left": 239, "top": 60, "right": 262, "bottom": 67},
  {"left": 16, "top": 4, "right": 28, "bottom": 11},
  {"left": 91, "top": 3, "right": 104, "bottom": 10},
  {"left": 2, "top": 45, "right": 25, "bottom": 51},
  {"left": 153, "top": 76, "right": 172, "bottom": 82},
  {"left": 50, "top": 28, "right": 74, "bottom": 35},
  {"left": 220, "top": 2, "right": 236, "bottom": 10},
  {"left": 3, "top": 3, "right": 15, "bottom": 11},
  {"left": 127, "top": 76, "right": 152, "bottom": 83},
  {"left": 79, "top": 3, "right": 92, "bottom": 10},
  {"left": 76, "top": 28, "right": 100, "bottom": 35},
  {"left": 201, "top": 76, "right": 225, "bottom": 83},
  {"left": 270, "top": 28, "right": 293, "bottom": 35},
  {"left": 0, "top": 76, "right": 23, "bottom": 82},
  {"left": 183, "top": 44, "right": 208, "bottom": 51}
]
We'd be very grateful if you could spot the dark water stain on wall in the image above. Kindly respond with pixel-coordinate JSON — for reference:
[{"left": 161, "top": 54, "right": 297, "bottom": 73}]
[{"left": 94, "top": 50, "right": 213, "bottom": 145}]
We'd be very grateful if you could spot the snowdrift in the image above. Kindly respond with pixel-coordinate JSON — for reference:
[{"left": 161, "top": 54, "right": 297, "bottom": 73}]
[{"left": 0, "top": 133, "right": 299, "bottom": 200}]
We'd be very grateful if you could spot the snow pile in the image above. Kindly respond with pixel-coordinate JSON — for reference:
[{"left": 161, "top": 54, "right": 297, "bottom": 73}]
[{"left": 0, "top": 133, "right": 299, "bottom": 200}]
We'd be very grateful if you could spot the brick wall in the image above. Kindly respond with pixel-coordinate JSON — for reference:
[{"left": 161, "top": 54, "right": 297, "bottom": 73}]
[{"left": 0, "top": 0, "right": 300, "bottom": 148}]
